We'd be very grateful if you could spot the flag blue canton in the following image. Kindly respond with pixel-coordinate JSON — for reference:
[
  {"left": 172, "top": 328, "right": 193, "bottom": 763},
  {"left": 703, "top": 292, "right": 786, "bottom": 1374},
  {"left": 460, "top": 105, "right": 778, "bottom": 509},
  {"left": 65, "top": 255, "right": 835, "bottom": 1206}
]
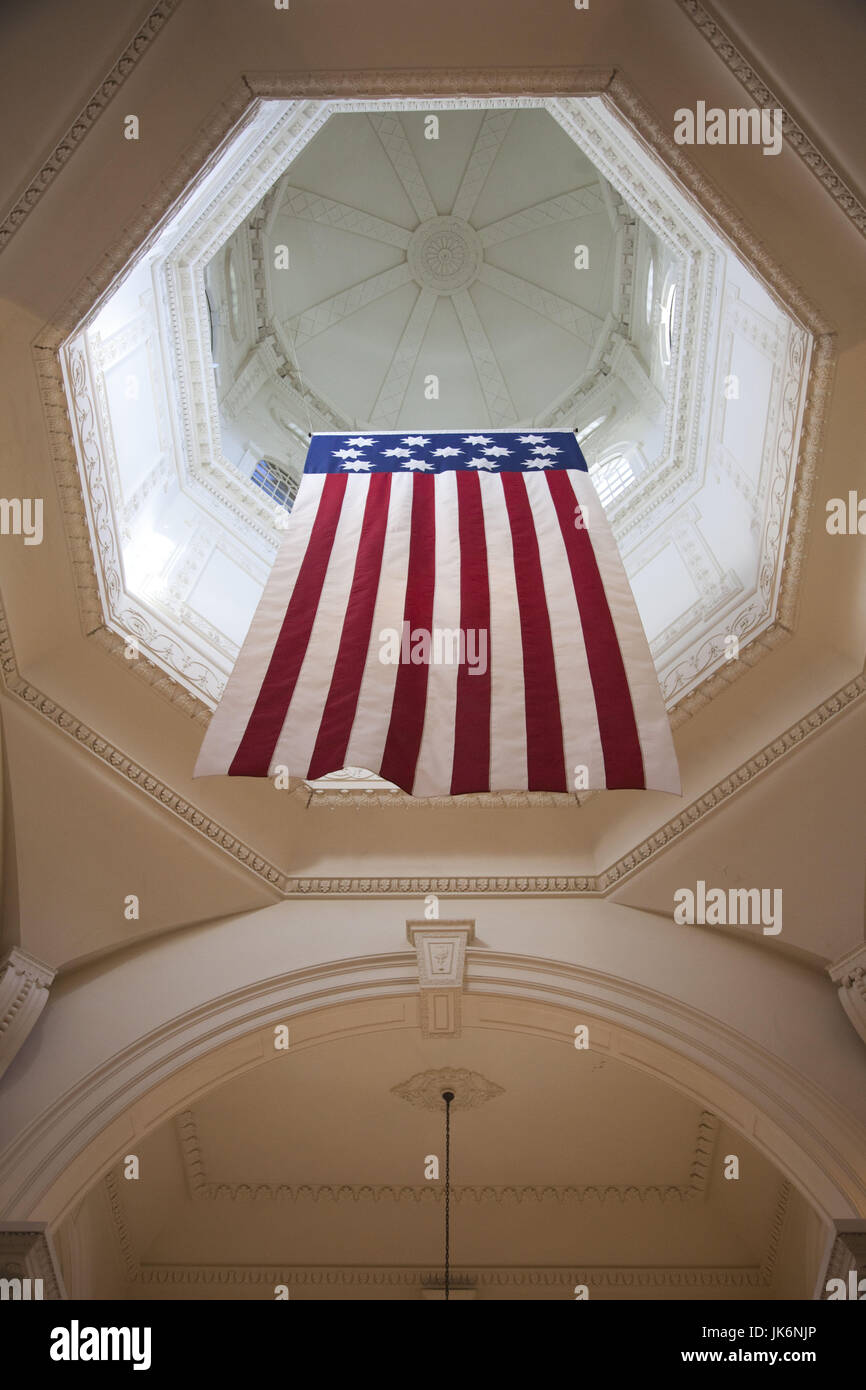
[{"left": 303, "top": 429, "right": 588, "bottom": 475}]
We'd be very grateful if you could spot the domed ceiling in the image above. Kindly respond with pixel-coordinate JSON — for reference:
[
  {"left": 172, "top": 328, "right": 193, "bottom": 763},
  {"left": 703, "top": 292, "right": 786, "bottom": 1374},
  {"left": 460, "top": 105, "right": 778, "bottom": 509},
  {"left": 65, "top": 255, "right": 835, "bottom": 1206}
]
[
  {"left": 222, "top": 109, "right": 626, "bottom": 433},
  {"left": 60, "top": 96, "right": 812, "bottom": 789}
]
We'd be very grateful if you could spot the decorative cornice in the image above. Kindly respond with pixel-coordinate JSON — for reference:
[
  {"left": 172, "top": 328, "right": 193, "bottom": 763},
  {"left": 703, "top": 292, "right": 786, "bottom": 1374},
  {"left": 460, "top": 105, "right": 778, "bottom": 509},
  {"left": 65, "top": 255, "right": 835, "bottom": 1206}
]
[
  {"left": 676, "top": 0, "right": 866, "bottom": 241},
  {"left": 135, "top": 1262, "right": 770, "bottom": 1290},
  {"left": 103, "top": 1172, "right": 137, "bottom": 1281},
  {"left": 0, "top": 948, "right": 57, "bottom": 1082},
  {"left": 5, "top": 952, "right": 861, "bottom": 1223},
  {"left": 1, "top": 585, "right": 863, "bottom": 900},
  {"left": 0, "top": 593, "right": 287, "bottom": 896},
  {"left": 244, "top": 68, "right": 616, "bottom": 101},
  {"left": 761, "top": 1180, "right": 792, "bottom": 1281},
  {"left": 0, "top": 947, "right": 55, "bottom": 996},
  {"left": 819, "top": 1221, "right": 866, "bottom": 1295},
  {"left": 598, "top": 670, "right": 866, "bottom": 891},
  {"left": 36, "top": 70, "right": 828, "bottom": 732},
  {"left": 174, "top": 1105, "right": 720, "bottom": 1205},
  {"left": 0, "top": 2, "right": 183, "bottom": 256},
  {"left": 0, "top": 1223, "right": 67, "bottom": 1299},
  {"left": 102, "top": 1141, "right": 788, "bottom": 1294},
  {"left": 828, "top": 942, "right": 866, "bottom": 1051}
]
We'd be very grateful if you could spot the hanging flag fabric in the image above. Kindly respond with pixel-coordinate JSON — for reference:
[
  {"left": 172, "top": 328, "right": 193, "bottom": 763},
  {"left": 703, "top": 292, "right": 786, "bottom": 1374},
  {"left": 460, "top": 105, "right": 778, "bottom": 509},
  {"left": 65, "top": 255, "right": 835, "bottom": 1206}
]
[{"left": 194, "top": 430, "right": 680, "bottom": 796}]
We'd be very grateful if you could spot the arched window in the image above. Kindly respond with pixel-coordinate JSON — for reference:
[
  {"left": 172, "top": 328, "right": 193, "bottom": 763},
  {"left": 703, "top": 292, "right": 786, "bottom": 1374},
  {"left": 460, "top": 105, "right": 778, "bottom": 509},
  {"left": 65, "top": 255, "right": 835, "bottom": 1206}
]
[
  {"left": 251, "top": 458, "right": 299, "bottom": 512},
  {"left": 576, "top": 414, "right": 607, "bottom": 445},
  {"left": 591, "top": 449, "right": 636, "bottom": 508},
  {"left": 225, "top": 246, "right": 242, "bottom": 341},
  {"left": 659, "top": 279, "right": 678, "bottom": 366},
  {"left": 645, "top": 258, "right": 655, "bottom": 324}
]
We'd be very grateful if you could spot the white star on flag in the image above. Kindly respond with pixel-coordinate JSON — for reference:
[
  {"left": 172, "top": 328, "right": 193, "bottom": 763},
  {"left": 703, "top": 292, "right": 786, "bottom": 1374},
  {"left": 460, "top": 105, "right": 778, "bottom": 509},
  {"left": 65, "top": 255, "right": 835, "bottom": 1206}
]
[
  {"left": 519, "top": 434, "right": 547, "bottom": 444},
  {"left": 522, "top": 456, "right": 555, "bottom": 468},
  {"left": 482, "top": 445, "right": 511, "bottom": 457},
  {"left": 401, "top": 458, "right": 433, "bottom": 471},
  {"left": 465, "top": 457, "right": 500, "bottom": 470},
  {"left": 403, "top": 435, "right": 430, "bottom": 447},
  {"left": 432, "top": 446, "right": 463, "bottom": 457},
  {"left": 382, "top": 447, "right": 414, "bottom": 458},
  {"left": 464, "top": 435, "right": 492, "bottom": 446},
  {"left": 332, "top": 447, "right": 364, "bottom": 459},
  {"left": 340, "top": 458, "right": 372, "bottom": 471},
  {"left": 351, "top": 437, "right": 376, "bottom": 447},
  {"left": 532, "top": 444, "right": 561, "bottom": 455}
]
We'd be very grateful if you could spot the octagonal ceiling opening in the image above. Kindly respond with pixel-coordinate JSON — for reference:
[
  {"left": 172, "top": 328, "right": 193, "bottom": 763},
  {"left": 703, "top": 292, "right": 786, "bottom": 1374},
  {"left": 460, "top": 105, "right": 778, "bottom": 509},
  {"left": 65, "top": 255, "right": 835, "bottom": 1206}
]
[{"left": 60, "top": 95, "right": 812, "bottom": 783}]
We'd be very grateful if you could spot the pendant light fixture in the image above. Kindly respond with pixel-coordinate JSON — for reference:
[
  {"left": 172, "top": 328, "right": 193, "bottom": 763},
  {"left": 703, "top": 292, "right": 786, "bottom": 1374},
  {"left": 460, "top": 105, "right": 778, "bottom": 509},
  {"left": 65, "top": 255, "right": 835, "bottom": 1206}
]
[{"left": 442, "top": 1090, "right": 454, "bottom": 1300}]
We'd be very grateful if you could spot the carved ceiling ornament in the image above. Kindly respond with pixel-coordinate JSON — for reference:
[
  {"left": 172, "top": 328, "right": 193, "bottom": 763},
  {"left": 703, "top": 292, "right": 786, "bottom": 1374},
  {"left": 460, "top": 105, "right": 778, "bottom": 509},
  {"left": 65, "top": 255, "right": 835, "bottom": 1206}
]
[{"left": 391, "top": 1067, "right": 505, "bottom": 1111}]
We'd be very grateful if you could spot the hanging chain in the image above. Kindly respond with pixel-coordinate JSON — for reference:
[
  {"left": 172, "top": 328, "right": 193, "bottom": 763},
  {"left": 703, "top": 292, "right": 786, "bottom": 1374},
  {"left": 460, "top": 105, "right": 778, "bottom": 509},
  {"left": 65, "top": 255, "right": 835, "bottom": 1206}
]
[{"left": 443, "top": 1090, "right": 453, "bottom": 1301}]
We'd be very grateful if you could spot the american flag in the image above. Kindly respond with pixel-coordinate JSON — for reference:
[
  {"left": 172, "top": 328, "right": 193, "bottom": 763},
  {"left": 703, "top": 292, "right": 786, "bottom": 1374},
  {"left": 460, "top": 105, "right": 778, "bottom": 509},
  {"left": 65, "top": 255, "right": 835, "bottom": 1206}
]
[{"left": 195, "top": 430, "right": 679, "bottom": 796}]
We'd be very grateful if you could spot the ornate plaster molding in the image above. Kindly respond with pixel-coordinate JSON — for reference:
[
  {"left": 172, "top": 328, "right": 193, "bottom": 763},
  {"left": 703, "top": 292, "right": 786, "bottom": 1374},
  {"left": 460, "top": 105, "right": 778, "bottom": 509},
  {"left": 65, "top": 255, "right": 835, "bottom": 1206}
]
[
  {"left": 0, "top": 1, "right": 183, "bottom": 256},
  {"left": 4, "top": 956, "right": 862, "bottom": 1224},
  {"left": 406, "top": 920, "right": 474, "bottom": 1037},
  {"left": 0, "top": 1223, "right": 66, "bottom": 1299},
  {"left": 173, "top": 1104, "right": 719, "bottom": 1205},
  {"left": 0, "top": 948, "right": 56, "bottom": 1082},
  {"left": 817, "top": 1220, "right": 866, "bottom": 1298},
  {"left": 391, "top": 1066, "right": 503, "bottom": 1112},
  {"left": 828, "top": 943, "right": 866, "bottom": 1051},
  {"left": 35, "top": 69, "right": 827, "bottom": 736},
  {"left": 603, "top": 77, "right": 831, "bottom": 338},
  {"left": 0, "top": 592, "right": 288, "bottom": 896},
  {"left": 103, "top": 1156, "right": 784, "bottom": 1294},
  {"left": 676, "top": 0, "right": 866, "bottom": 241},
  {"left": 244, "top": 69, "right": 616, "bottom": 101},
  {"left": 135, "top": 1261, "right": 772, "bottom": 1291},
  {"left": 1, "top": 586, "right": 863, "bottom": 901}
]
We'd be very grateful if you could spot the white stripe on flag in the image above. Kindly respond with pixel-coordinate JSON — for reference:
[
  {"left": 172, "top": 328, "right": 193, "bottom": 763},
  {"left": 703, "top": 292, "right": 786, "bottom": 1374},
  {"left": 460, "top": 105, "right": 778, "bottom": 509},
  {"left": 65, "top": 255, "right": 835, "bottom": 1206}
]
[
  {"left": 572, "top": 471, "right": 681, "bottom": 794},
  {"left": 525, "top": 473, "right": 605, "bottom": 790},
  {"left": 270, "top": 474, "right": 370, "bottom": 778},
  {"left": 343, "top": 473, "right": 413, "bottom": 776},
  {"left": 478, "top": 473, "right": 528, "bottom": 792},
  {"left": 193, "top": 473, "right": 326, "bottom": 776},
  {"left": 412, "top": 470, "right": 461, "bottom": 796}
]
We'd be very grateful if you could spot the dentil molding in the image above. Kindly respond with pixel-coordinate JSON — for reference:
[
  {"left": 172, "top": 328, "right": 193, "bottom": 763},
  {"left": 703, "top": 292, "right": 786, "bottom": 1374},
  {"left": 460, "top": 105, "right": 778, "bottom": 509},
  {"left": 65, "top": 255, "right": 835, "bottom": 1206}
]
[
  {"left": 816, "top": 1220, "right": 866, "bottom": 1299},
  {"left": 173, "top": 1104, "right": 719, "bottom": 1205},
  {"left": 99, "top": 1162, "right": 791, "bottom": 1294},
  {"left": 4, "top": 956, "right": 862, "bottom": 1223},
  {"left": 0, "top": 1222, "right": 66, "bottom": 1299},
  {"left": 0, "top": 948, "right": 56, "bottom": 1082},
  {"left": 676, "top": 0, "right": 866, "bottom": 241},
  {"left": 1, "top": 586, "right": 864, "bottom": 898},
  {"left": 0, "top": 1, "right": 183, "bottom": 256},
  {"left": 828, "top": 944, "right": 866, "bottom": 1051}
]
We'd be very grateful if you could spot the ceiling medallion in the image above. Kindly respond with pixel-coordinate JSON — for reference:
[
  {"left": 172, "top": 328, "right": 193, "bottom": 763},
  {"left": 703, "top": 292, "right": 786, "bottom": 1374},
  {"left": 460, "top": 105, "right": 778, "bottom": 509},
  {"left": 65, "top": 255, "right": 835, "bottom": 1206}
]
[
  {"left": 392, "top": 1067, "right": 504, "bottom": 1110},
  {"left": 408, "top": 216, "right": 483, "bottom": 294}
]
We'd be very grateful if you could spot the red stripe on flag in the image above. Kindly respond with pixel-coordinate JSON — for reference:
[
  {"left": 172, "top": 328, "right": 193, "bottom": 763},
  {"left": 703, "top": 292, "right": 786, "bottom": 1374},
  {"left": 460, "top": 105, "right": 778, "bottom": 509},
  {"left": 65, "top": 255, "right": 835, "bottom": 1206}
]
[
  {"left": 546, "top": 471, "right": 645, "bottom": 789},
  {"left": 379, "top": 473, "right": 435, "bottom": 793},
  {"left": 501, "top": 472, "right": 567, "bottom": 792},
  {"left": 451, "top": 471, "right": 491, "bottom": 794},
  {"left": 229, "top": 473, "right": 347, "bottom": 776},
  {"left": 307, "top": 472, "right": 392, "bottom": 780}
]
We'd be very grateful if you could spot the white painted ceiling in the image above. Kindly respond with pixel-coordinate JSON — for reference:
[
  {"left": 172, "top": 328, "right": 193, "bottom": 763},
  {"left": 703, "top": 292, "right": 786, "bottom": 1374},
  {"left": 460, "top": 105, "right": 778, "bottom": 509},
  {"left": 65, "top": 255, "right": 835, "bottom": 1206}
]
[
  {"left": 252, "top": 110, "right": 619, "bottom": 429},
  {"left": 62, "top": 97, "right": 811, "bottom": 780},
  {"left": 70, "top": 1026, "right": 804, "bottom": 1297}
]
